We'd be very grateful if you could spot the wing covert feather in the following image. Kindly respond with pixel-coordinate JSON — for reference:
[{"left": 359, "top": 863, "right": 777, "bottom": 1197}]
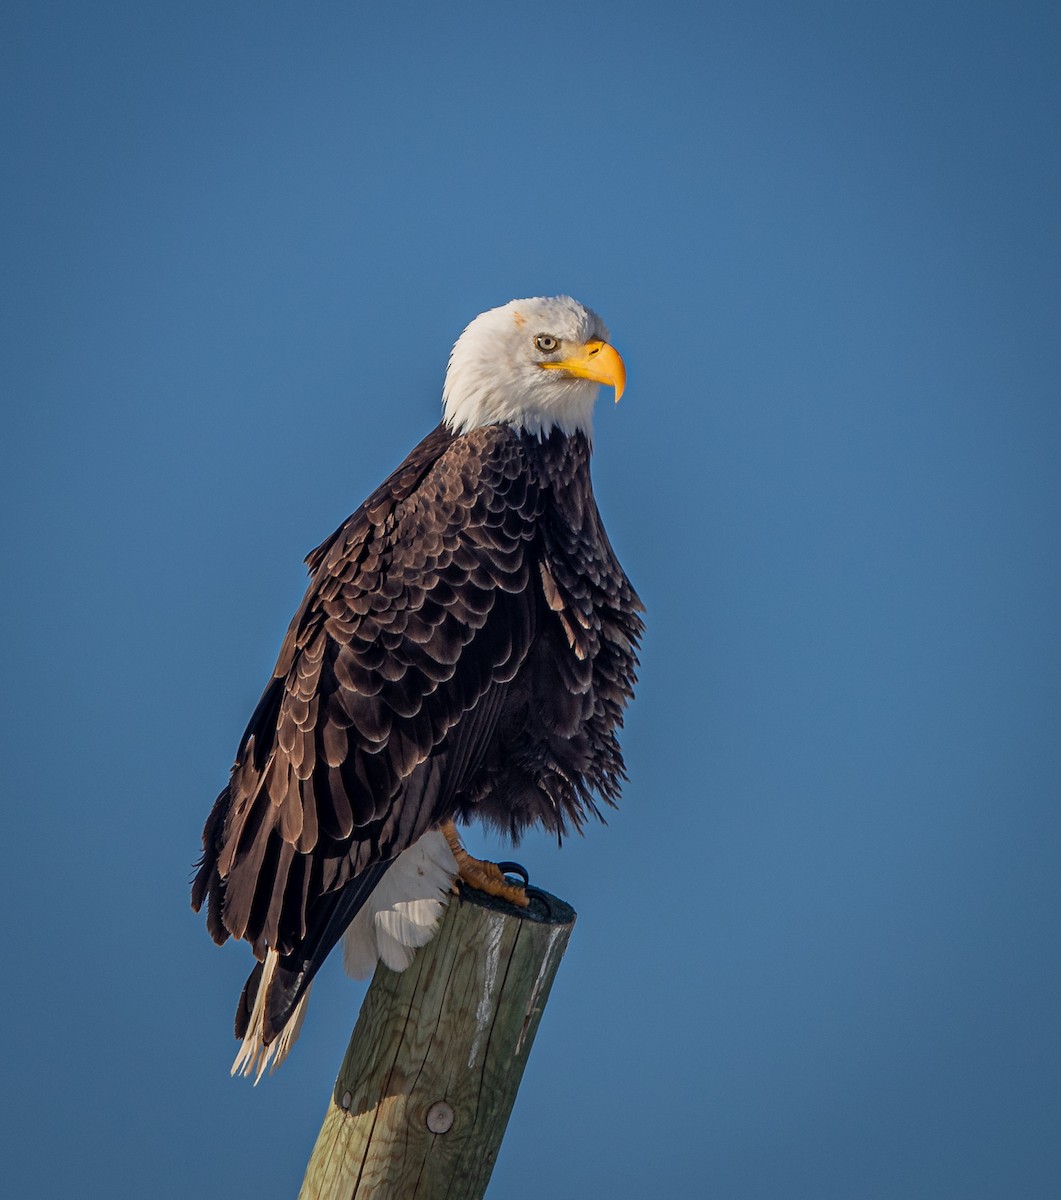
[{"left": 194, "top": 424, "right": 545, "bottom": 960}]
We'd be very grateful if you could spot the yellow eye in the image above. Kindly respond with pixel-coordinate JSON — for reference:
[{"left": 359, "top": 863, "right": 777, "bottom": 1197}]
[{"left": 534, "top": 334, "right": 559, "bottom": 353}]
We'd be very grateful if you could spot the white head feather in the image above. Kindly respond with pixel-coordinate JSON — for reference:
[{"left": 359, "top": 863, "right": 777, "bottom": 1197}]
[{"left": 442, "top": 295, "right": 612, "bottom": 439}]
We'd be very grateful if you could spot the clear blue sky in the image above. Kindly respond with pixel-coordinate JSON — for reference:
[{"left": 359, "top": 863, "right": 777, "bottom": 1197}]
[{"left": 3, "top": 2, "right": 1059, "bottom": 1196}]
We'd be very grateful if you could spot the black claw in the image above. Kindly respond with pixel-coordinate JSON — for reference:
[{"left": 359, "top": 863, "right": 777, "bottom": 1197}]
[
  {"left": 495, "top": 861, "right": 530, "bottom": 888},
  {"left": 524, "top": 885, "right": 556, "bottom": 920}
]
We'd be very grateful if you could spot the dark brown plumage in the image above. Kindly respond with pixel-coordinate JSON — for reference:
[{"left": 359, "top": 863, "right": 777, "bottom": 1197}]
[{"left": 192, "top": 420, "right": 642, "bottom": 1045}]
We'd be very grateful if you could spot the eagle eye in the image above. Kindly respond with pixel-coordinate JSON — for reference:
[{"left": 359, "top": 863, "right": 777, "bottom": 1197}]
[{"left": 534, "top": 334, "right": 559, "bottom": 354}]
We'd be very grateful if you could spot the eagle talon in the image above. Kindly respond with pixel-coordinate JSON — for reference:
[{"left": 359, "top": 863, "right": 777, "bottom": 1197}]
[
  {"left": 495, "top": 861, "right": 530, "bottom": 888},
  {"left": 441, "top": 821, "right": 530, "bottom": 908}
]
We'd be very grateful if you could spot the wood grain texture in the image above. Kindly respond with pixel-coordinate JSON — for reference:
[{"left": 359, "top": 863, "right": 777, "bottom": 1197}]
[{"left": 299, "top": 883, "right": 576, "bottom": 1200}]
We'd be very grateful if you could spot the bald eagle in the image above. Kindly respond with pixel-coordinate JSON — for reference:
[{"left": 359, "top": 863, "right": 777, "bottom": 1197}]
[{"left": 192, "top": 296, "right": 643, "bottom": 1079}]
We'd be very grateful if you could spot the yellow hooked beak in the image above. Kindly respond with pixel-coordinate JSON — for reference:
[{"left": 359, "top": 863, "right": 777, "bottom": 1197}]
[{"left": 539, "top": 339, "right": 626, "bottom": 402}]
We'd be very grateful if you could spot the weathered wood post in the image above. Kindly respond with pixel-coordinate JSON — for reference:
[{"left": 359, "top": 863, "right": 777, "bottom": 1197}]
[{"left": 299, "top": 883, "right": 576, "bottom": 1199}]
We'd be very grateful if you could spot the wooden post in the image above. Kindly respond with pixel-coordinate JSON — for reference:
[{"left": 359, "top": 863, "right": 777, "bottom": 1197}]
[{"left": 299, "top": 883, "right": 576, "bottom": 1200}]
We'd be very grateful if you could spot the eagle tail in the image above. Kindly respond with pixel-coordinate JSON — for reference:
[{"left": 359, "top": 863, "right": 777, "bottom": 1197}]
[
  {"left": 230, "top": 830, "right": 457, "bottom": 1081},
  {"left": 231, "top": 951, "right": 312, "bottom": 1083}
]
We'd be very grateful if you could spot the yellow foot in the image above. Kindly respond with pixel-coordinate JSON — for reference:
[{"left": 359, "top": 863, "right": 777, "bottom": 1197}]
[{"left": 441, "top": 820, "right": 530, "bottom": 908}]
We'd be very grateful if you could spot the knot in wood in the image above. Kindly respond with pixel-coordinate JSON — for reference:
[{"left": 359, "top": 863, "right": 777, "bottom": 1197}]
[{"left": 425, "top": 1100, "right": 454, "bottom": 1134}]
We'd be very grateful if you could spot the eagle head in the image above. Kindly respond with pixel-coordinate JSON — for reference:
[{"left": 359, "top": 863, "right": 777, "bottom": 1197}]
[{"left": 442, "top": 295, "right": 625, "bottom": 439}]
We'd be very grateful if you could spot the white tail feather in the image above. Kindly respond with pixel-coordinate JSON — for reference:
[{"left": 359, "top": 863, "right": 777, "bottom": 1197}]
[
  {"left": 231, "top": 950, "right": 312, "bottom": 1084},
  {"left": 231, "top": 830, "right": 457, "bottom": 1081}
]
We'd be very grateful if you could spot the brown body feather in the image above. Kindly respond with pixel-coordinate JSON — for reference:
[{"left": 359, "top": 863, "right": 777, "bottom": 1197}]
[{"left": 192, "top": 422, "right": 642, "bottom": 1042}]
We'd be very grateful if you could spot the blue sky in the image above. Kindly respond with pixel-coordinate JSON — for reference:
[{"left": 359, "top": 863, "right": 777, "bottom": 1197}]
[{"left": 3, "top": 2, "right": 1059, "bottom": 1196}]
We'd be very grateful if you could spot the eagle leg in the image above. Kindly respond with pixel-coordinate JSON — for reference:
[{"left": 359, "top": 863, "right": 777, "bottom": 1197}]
[{"left": 440, "top": 819, "right": 530, "bottom": 908}]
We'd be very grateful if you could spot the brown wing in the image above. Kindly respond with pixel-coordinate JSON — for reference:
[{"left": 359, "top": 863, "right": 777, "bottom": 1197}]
[{"left": 192, "top": 423, "right": 544, "bottom": 988}]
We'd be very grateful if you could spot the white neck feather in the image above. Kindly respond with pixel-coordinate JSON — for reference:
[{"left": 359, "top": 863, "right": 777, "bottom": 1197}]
[{"left": 443, "top": 373, "right": 598, "bottom": 439}]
